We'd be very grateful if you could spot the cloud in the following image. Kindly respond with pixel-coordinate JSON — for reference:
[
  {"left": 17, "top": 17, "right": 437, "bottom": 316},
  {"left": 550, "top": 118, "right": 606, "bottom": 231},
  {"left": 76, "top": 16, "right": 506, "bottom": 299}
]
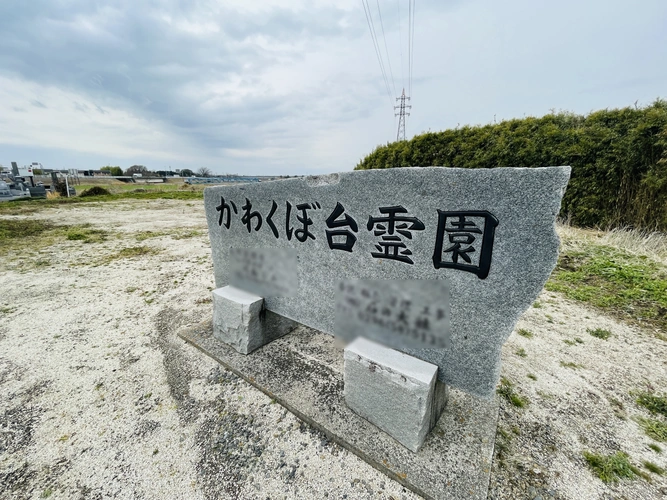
[
  {"left": 0, "top": 76, "right": 196, "bottom": 162},
  {"left": 0, "top": 0, "right": 666, "bottom": 174},
  {"left": 0, "top": 0, "right": 387, "bottom": 172}
]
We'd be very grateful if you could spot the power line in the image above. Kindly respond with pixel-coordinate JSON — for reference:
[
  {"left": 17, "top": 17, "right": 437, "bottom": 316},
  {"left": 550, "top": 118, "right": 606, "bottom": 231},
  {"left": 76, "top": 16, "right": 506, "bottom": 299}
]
[
  {"left": 408, "top": 0, "right": 416, "bottom": 99},
  {"left": 410, "top": 0, "right": 416, "bottom": 98},
  {"left": 408, "top": 0, "right": 412, "bottom": 99},
  {"left": 367, "top": 1, "right": 394, "bottom": 105},
  {"left": 397, "top": 0, "right": 404, "bottom": 91},
  {"left": 361, "top": 0, "right": 391, "bottom": 100},
  {"left": 405, "top": 0, "right": 416, "bottom": 136},
  {"left": 376, "top": 0, "right": 396, "bottom": 97},
  {"left": 361, "top": 0, "right": 393, "bottom": 107},
  {"left": 361, "top": 1, "right": 416, "bottom": 141}
]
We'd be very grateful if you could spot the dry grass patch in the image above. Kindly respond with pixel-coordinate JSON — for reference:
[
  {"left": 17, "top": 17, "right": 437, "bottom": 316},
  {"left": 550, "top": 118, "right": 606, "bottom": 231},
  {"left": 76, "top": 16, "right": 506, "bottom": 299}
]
[
  {"left": 171, "top": 229, "right": 202, "bottom": 240},
  {"left": 135, "top": 230, "right": 168, "bottom": 242},
  {"left": 97, "top": 246, "right": 159, "bottom": 265},
  {"left": 115, "top": 246, "right": 158, "bottom": 259},
  {"left": 0, "top": 220, "right": 110, "bottom": 261},
  {"left": 546, "top": 232, "right": 667, "bottom": 333},
  {"left": 496, "top": 377, "right": 529, "bottom": 408},
  {"left": 643, "top": 461, "right": 665, "bottom": 476},
  {"left": 557, "top": 223, "right": 667, "bottom": 265},
  {"left": 636, "top": 417, "right": 667, "bottom": 442},
  {"left": 0, "top": 219, "right": 53, "bottom": 241},
  {"left": 582, "top": 451, "right": 642, "bottom": 483},
  {"left": 65, "top": 225, "right": 109, "bottom": 243}
]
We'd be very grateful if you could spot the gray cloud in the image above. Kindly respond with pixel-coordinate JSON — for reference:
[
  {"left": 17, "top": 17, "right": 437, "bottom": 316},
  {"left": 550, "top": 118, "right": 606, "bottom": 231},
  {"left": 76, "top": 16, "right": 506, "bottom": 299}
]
[
  {"left": 1, "top": 0, "right": 666, "bottom": 174},
  {"left": 73, "top": 102, "right": 89, "bottom": 112},
  {"left": 0, "top": 0, "right": 373, "bottom": 158}
]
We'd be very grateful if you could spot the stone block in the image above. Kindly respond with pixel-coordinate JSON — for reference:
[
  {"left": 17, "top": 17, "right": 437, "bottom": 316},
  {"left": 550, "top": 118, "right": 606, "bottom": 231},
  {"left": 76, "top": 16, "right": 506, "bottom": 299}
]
[
  {"left": 212, "top": 285, "right": 296, "bottom": 354},
  {"left": 344, "top": 337, "right": 448, "bottom": 452}
]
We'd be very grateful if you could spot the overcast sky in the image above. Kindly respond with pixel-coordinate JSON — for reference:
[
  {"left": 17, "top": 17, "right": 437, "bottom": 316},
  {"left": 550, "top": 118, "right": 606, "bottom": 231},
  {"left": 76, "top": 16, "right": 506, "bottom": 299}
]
[{"left": 1, "top": 0, "right": 666, "bottom": 175}]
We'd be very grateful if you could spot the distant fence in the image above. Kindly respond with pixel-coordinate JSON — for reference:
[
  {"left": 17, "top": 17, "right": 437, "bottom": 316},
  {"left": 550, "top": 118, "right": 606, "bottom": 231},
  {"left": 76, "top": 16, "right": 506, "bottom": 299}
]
[{"left": 184, "top": 176, "right": 260, "bottom": 185}]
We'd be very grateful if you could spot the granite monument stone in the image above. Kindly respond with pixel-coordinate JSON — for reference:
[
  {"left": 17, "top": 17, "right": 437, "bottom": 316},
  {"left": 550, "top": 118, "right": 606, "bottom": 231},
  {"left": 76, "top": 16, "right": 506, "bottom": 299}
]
[{"left": 204, "top": 166, "right": 570, "bottom": 398}]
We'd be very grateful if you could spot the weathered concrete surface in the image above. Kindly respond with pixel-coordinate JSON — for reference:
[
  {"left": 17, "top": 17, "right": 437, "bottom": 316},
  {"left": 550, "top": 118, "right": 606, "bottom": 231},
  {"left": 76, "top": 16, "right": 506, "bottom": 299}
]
[
  {"left": 204, "top": 166, "right": 571, "bottom": 398},
  {"left": 179, "top": 321, "right": 499, "bottom": 500},
  {"left": 344, "top": 337, "right": 449, "bottom": 453},
  {"left": 212, "top": 286, "right": 296, "bottom": 354}
]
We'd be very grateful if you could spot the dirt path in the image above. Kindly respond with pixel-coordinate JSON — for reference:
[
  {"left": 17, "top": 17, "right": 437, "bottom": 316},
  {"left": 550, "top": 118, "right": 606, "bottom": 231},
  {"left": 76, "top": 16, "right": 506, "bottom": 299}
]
[
  {"left": 1, "top": 200, "right": 665, "bottom": 499},
  {"left": 1, "top": 200, "right": 419, "bottom": 500},
  {"left": 490, "top": 292, "right": 667, "bottom": 499}
]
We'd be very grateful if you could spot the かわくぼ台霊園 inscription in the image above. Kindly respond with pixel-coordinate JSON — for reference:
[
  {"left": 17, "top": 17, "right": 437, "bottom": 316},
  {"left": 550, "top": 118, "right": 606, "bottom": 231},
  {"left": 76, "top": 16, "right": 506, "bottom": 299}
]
[{"left": 215, "top": 196, "right": 497, "bottom": 279}]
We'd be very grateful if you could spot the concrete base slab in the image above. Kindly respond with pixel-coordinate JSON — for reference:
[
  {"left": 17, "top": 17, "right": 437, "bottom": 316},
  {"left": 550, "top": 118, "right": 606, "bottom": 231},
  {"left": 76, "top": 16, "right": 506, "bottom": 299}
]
[{"left": 178, "top": 321, "right": 499, "bottom": 500}]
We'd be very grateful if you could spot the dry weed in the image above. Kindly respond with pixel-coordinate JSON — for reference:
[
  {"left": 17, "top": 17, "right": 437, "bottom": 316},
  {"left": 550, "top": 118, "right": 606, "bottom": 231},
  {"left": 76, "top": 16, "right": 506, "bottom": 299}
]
[{"left": 556, "top": 222, "right": 667, "bottom": 266}]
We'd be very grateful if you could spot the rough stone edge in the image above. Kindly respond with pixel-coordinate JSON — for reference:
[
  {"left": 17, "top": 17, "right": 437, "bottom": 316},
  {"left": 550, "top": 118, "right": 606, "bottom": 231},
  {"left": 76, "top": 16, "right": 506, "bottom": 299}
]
[{"left": 178, "top": 321, "right": 500, "bottom": 500}]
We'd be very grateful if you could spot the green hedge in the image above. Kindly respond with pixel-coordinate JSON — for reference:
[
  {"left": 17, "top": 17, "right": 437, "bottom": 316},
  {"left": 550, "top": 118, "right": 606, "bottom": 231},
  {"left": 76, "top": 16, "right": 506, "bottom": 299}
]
[{"left": 355, "top": 100, "right": 667, "bottom": 231}]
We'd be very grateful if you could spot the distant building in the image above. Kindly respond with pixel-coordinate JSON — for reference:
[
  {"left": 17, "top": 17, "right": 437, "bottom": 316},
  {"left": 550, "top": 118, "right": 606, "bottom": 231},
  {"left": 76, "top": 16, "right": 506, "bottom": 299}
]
[{"left": 184, "top": 176, "right": 260, "bottom": 185}]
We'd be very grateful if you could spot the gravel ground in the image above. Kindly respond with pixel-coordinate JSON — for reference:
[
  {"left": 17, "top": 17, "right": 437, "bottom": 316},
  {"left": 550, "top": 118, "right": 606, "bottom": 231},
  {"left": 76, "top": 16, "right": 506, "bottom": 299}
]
[{"left": 1, "top": 199, "right": 666, "bottom": 499}]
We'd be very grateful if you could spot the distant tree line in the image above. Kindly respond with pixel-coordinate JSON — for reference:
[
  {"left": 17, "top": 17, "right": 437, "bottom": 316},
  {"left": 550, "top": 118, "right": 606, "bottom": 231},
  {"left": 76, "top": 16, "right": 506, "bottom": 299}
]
[
  {"left": 125, "top": 165, "right": 147, "bottom": 176},
  {"left": 101, "top": 166, "right": 123, "bottom": 176},
  {"left": 98, "top": 165, "right": 211, "bottom": 177},
  {"left": 355, "top": 99, "right": 667, "bottom": 231}
]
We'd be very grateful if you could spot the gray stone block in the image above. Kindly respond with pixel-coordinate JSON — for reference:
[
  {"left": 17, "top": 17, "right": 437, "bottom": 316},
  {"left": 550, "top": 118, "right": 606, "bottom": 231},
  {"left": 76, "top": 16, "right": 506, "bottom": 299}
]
[
  {"left": 212, "top": 286, "right": 297, "bottom": 354},
  {"left": 344, "top": 337, "right": 448, "bottom": 452}
]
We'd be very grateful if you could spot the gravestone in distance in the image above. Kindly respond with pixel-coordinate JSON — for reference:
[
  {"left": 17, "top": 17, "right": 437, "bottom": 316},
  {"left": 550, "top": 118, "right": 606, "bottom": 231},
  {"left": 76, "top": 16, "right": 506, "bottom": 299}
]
[{"left": 203, "top": 166, "right": 571, "bottom": 399}]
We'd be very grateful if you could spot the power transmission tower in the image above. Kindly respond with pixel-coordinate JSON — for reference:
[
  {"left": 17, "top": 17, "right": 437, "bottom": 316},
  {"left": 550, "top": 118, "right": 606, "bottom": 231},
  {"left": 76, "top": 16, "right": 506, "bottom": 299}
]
[{"left": 394, "top": 88, "right": 411, "bottom": 142}]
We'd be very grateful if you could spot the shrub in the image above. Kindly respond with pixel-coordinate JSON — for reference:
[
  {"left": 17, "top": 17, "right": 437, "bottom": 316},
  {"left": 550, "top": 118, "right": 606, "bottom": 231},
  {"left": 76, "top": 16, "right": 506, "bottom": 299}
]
[
  {"left": 356, "top": 100, "right": 667, "bottom": 231},
  {"left": 79, "top": 186, "right": 111, "bottom": 197}
]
